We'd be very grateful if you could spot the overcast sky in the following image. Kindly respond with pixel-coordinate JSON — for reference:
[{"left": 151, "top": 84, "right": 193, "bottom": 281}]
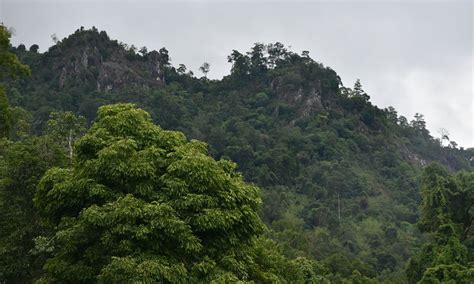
[{"left": 1, "top": 0, "right": 472, "bottom": 147}]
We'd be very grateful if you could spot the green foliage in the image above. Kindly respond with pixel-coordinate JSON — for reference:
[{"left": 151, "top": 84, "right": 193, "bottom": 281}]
[
  {"left": 406, "top": 164, "right": 473, "bottom": 283},
  {"left": 2, "top": 28, "right": 472, "bottom": 282},
  {"left": 46, "top": 111, "right": 87, "bottom": 160},
  {"left": 0, "top": 87, "right": 11, "bottom": 138},
  {"left": 34, "top": 103, "right": 306, "bottom": 282},
  {"left": 0, "top": 136, "right": 66, "bottom": 282},
  {"left": 419, "top": 264, "right": 474, "bottom": 283},
  {"left": 0, "top": 25, "right": 31, "bottom": 80},
  {"left": 0, "top": 24, "right": 31, "bottom": 138},
  {"left": 9, "top": 106, "right": 33, "bottom": 140}
]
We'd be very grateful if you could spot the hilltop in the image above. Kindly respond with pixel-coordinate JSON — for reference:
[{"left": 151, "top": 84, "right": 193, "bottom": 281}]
[{"left": 5, "top": 27, "right": 473, "bottom": 282}]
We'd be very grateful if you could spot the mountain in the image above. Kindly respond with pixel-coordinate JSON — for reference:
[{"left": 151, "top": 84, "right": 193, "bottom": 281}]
[{"left": 6, "top": 27, "right": 473, "bottom": 282}]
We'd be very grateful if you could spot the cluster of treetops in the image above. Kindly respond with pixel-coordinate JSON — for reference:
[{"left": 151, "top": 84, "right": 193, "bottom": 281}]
[{"left": 0, "top": 25, "right": 472, "bottom": 283}]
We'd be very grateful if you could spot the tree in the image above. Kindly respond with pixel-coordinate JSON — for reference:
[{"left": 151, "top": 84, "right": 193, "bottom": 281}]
[
  {"left": 46, "top": 111, "right": 87, "bottom": 162},
  {"left": 50, "top": 33, "right": 58, "bottom": 44},
  {"left": 385, "top": 106, "right": 398, "bottom": 124},
  {"left": 351, "top": 79, "right": 370, "bottom": 101},
  {"left": 34, "top": 103, "right": 297, "bottom": 282},
  {"left": 449, "top": 141, "right": 458, "bottom": 149},
  {"left": 9, "top": 106, "right": 33, "bottom": 140},
  {"left": 159, "top": 47, "right": 170, "bottom": 66},
  {"left": 199, "top": 62, "right": 210, "bottom": 78},
  {"left": 438, "top": 128, "right": 450, "bottom": 146},
  {"left": 0, "top": 89, "right": 11, "bottom": 138},
  {"left": 248, "top": 43, "right": 267, "bottom": 75},
  {"left": 417, "top": 164, "right": 472, "bottom": 235},
  {"left": 0, "top": 137, "right": 66, "bottom": 282},
  {"left": 411, "top": 113, "right": 430, "bottom": 138},
  {"left": 0, "top": 25, "right": 30, "bottom": 80},
  {"left": 418, "top": 263, "right": 474, "bottom": 283},
  {"left": 406, "top": 164, "right": 473, "bottom": 283},
  {"left": 0, "top": 24, "right": 31, "bottom": 138},
  {"left": 29, "top": 44, "right": 39, "bottom": 53},
  {"left": 177, "top": 64, "right": 187, "bottom": 75},
  {"left": 17, "top": 43, "right": 26, "bottom": 51},
  {"left": 227, "top": 50, "right": 250, "bottom": 79},
  {"left": 267, "top": 42, "right": 287, "bottom": 68},
  {"left": 139, "top": 46, "right": 148, "bottom": 56}
]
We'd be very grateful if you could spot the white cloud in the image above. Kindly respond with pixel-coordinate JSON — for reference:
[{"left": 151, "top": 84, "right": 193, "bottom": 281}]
[{"left": 364, "top": 55, "right": 473, "bottom": 147}]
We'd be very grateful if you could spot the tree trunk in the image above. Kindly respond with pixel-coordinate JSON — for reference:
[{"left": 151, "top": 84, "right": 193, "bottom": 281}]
[
  {"left": 68, "top": 129, "right": 73, "bottom": 162},
  {"left": 338, "top": 193, "right": 341, "bottom": 225}
]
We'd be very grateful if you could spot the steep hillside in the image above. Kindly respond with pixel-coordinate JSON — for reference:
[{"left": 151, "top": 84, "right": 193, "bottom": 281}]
[
  {"left": 7, "top": 28, "right": 473, "bottom": 281},
  {"left": 9, "top": 27, "right": 168, "bottom": 126}
]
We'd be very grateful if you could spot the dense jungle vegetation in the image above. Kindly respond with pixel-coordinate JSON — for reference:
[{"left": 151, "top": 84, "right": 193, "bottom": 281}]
[{"left": 1, "top": 26, "right": 473, "bottom": 283}]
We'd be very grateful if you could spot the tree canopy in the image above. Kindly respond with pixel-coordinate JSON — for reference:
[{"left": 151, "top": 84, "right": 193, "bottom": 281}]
[
  {"left": 33, "top": 103, "right": 306, "bottom": 282},
  {"left": 406, "top": 164, "right": 473, "bottom": 283},
  {"left": 0, "top": 24, "right": 31, "bottom": 138},
  {"left": 2, "top": 27, "right": 473, "bottom": 283}
]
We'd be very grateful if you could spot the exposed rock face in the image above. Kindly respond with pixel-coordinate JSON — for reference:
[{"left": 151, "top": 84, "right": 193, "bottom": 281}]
[
  {"left": 271, "top": 77, "right": 325, "bottom": 119},
  {"left": 81, "top": 47, "right": 92, "bottom": 68},
  {"left": 146, "top": 50, "right": 164, "bottom": 83},
  {"left": 97, "top": 62, "right": 142, "bottom": 91},
  {"left": 302, "top": 87, "right": 324, "bottom": 117},
  {"left": 45, "top": 29, "right": 165, "bottom": 91},
  {"left": 58, "top": 46, "right": 101, "bottom": 88},
  {"left": 408, "top": 152, "right": 427, "bottom": 167}
]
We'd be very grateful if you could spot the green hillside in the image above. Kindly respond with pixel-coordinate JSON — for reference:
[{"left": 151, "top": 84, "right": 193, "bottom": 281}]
[{"left": 2, "top": 27, "right": 472, "bottom": 283}]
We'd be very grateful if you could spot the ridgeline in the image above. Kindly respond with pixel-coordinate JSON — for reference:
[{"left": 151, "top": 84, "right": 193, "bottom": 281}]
[{"left": 2, "top": 27, "right": 473, "bottom": 283}]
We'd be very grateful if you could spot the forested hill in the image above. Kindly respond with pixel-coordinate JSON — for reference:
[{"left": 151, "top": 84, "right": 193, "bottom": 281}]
[{"left": 4, "top": 27, "right": 473, "bottom": 282}]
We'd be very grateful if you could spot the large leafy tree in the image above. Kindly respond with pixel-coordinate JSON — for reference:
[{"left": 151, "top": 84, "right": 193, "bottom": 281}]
[
  {"left": 0, "top": 137, "right": 66, "bottom": 282},
  {"left": 0, "top": 24, "right": 30, "bottom": 138},
  {"left": 0, "top": 25, "right": 53, "bottom": 282},
  {"left": 406, "top": 164, "right": 474, "bottom": 283},
  {"left": 34, "top": 103, "right": 300, "bottom": 282},
  {"left": 0, "top": 25, "right": 30, "bottom": 80}
]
